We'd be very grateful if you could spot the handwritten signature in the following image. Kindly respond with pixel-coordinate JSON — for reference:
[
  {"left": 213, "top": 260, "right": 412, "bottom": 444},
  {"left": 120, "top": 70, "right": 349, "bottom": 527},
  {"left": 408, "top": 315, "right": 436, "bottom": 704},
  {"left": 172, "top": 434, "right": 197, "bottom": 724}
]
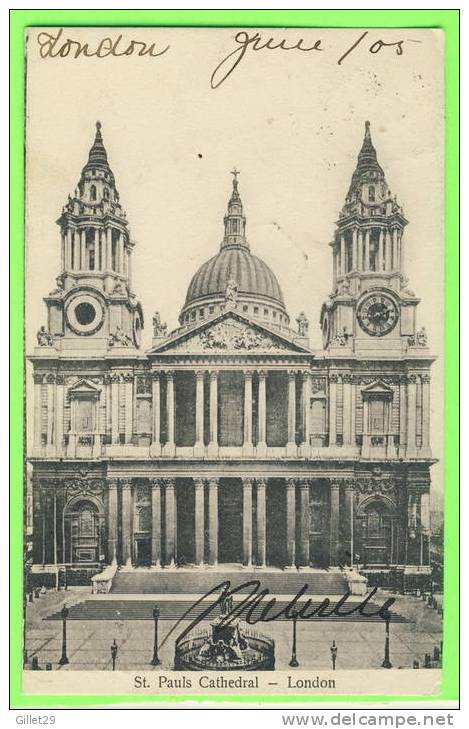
[
  {"left": 159, "top": 579, "right": 396, "bottom": 651},
  {"left": 36, "top": 29, "right": 407, "bottom": 89}
]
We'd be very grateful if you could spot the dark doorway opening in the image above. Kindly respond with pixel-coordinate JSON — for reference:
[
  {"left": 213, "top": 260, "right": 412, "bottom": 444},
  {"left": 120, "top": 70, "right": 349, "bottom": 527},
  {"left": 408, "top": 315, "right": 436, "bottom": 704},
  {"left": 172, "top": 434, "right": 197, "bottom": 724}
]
[
  {"left": 135, "top": 537, "right": 151, "bottom": 567},
  {"left": 176, "top": 480, "right": 195, "bottom": 565},
  {"left": 266, "top": 480, "right": 287, "bottom": 566},
  {"left": 218, "top": 479, "right": 243, "bottom": 563}
]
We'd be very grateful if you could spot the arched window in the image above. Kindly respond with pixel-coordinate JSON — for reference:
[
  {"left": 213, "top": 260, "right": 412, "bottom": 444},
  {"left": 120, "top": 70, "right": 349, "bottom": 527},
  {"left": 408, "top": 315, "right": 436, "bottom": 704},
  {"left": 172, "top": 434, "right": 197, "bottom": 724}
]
[
  {"left": 103, "top": 187, "right": 109, "bottom": 201},
  {"left": 90, "top": 185, "right": 97, "bottom": 201},
  {"left": 369, "top": 185, "right": 375, "bottom": 202}
]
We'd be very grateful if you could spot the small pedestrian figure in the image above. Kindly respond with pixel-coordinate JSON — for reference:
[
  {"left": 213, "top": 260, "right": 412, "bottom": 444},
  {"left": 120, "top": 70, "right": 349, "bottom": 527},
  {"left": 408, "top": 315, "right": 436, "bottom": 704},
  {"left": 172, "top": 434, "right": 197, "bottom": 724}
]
[
  {"left": 330, "top": 640, "right": 338, "bottom": 671},
  {"left": 111, "top": 639, "right": 118, "bottom": 671}
]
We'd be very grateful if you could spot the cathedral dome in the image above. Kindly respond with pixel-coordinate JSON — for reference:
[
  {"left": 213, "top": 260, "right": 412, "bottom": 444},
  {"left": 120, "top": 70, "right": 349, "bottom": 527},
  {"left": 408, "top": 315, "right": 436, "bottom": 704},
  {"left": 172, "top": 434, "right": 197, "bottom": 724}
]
[{"left": 179, "top": 172, "right": 289, "bottom": 326}]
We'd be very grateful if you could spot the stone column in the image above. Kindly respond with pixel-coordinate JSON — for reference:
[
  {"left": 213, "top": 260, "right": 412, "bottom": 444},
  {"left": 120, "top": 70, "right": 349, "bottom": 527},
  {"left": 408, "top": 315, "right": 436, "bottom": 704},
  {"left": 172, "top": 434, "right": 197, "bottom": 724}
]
[
  {"left": 208, "top": 371, "right": 218, "bottom": 456},
  {"left": 164, "top": 478, "right": 176, "bottom": 567},
  {"left": 257, "top": 371, "right": 267, "bottom": 455},
  {"left": 352, "top": 228, "right": 358, "bottom": 270},
  {"left": 150, "top": 372, "right": 161, "bottom": 456},
  {"left": 106, "top": 228, "right": 112, "bottom": 270},
  {"left": 342, "top": 374, "right": 352, "bottom": 446},
  {"left": 421, "top": 374, "right": 431, "bottom": 453},
  {"left": 362, "top": 397, "right": 370, "bottom": 456},
  {"left": 350, "top": 378, "right": 356, "bottom": 448},
  {"left": 117, "top": 231, "right": 123, "bottom": 273},
  {"left": 33, "top": 374, "right": 42, "bottom": 452},
  {"left": 332, "top": 249, "right": 337, "bottom": 284},
  {"left": 55, "top": 375, "right": 64, "bottom": 457},
  {"left": 287, "top": 370, "right": 297, "bottom": 455},
  {"left": 392, "top": 228, "right": 399, "bottom": 271},
  {"left": 329, "top": 374, "right": 338, "bottom": 447},
  {"left": 364, "top": 229, "right": 370, "bottom": 270},
  {"left": 298, "top": 480, "right": 310, "bottom": 567},
  {"left": 406, "top": 375, "right": 417, "bottom": 457},
  {"left": 301, "top": 371, "right": 311, "bottom": 454},
  {"left": 107, "top": 480, "right": 118, "bottom": 564},
  {"left": 243, "top": 371, "right": 253, "bottom": 455},
  {"left": 344, "top": 483, "right": 354, "bottom": 568},
  {"left": 242, "top": 478, "right": 253, "bottom": 566},
  {"left": 385, "top": 230, "right": 392, "bottom": 271},
  {"left": 163, "top": 371, "right": 176, "bottom": 456},
  {"left": 194, "top": 370, "right": 205, "bottom": 456},
  {"left": 256, "top": 479, "right": 266, "bottom": 567},
  {"left": 124, "top": 373, "right": 133, "bottom": 444},
  {"left": 208, "top": 478, "right": 218, "bottom": 565},
  {"left": 110, "top": 374, "right": 120, "bottom": 444},
  {"left": 151, "top": 479, "right": 162, "bottom": 567},
  {"left": 46, "top": 375, "right": 55, "bottom": 457},
  {"left": 329, "top": 481, "right": 340, "bottom": 566},
  {"left": 340, "top": 234, "right": 346, "bottom": 275},
  {"left": 121, "top": 479, "right": 132, "bottom": 566},
  {"left": 93, "top": 227, "right": 99, "bottom": 270},
  {"left": 378, "top": 229, "right": 385, "bottom": 271},
  {"left": 65, "top": 229, "right": 72, "bottom": 270},
  {"left": 399, "top": 375, "right": 407, "bottom": 455},
  {"left": 357, "top": 230, "right": 364, "bottom": 271},
  {"left": 194, "top": 478, "right": 205, "bottom": 565},
  {"left": 286, "top": 478, "right": 296, "bottom": 569}
]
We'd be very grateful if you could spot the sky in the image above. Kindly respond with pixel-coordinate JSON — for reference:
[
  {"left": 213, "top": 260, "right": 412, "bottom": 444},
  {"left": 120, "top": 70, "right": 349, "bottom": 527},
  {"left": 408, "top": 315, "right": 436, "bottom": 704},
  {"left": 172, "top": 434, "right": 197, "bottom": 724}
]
[{"left": 25, "top": 27, "right": 444, "bottom": 504}]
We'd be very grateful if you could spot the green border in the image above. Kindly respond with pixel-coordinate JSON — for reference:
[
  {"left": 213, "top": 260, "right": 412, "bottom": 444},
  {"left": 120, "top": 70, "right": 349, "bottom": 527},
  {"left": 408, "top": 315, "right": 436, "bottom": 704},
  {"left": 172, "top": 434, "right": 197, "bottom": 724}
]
[{"left": 10, "top": 8, "right": 459, "bottom": 708}]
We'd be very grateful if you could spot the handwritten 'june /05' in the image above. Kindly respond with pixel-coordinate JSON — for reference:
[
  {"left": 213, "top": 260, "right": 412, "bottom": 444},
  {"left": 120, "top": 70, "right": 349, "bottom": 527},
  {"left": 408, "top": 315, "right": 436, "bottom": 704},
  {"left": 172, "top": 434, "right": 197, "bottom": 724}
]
[{"left": 36, "top": 29, "right": 407, "bottom": 89}]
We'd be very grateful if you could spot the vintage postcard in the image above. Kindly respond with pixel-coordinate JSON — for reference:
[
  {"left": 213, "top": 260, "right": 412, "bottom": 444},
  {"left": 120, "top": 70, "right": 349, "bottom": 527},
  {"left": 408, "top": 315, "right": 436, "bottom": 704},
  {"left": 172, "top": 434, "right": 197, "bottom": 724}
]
[{"left": 17, "top": 20, "right": 454, "bottom": 705}]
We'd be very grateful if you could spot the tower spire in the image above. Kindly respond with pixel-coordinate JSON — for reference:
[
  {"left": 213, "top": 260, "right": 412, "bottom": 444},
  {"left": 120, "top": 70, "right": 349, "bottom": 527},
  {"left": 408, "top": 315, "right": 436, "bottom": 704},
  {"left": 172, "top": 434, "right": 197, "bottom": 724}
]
[
  {"left": 83, "top": 120, "right": 110, "bottom": 173},
  {"left": 221, "top": 169, "right": 248, "bottom": 249}
]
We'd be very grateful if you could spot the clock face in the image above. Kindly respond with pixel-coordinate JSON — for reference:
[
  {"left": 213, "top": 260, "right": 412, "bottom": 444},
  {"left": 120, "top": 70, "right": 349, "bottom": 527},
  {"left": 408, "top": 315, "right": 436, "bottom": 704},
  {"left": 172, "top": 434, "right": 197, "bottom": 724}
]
[
  {"left": 65, "top": 293, "right": 104, "bottom": 336},
  {"left": 357, "top": 293, "right": 399, "bottom": 337}
]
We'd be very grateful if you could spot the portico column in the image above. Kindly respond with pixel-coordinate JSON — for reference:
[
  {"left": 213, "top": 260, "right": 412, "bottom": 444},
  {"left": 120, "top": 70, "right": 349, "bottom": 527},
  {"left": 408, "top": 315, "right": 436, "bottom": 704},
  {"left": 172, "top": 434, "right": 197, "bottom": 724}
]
[
  {"left": 111, "top": 373, "right": 120, "bottom": 444},
  {"left": 406, "top": 374, "right": 417, "bottom": 457},
  {"left": 344, "top": 483, "right": 355, "bottom": 568},
  {"left": 123, "top": 373, "right": 133, "bottom": 444},
  {"left": 385, "top": 230, "right": 392, "bottom": 271},
  {"left": 256, "top": 479, "right": 266, "bottom": 567},
  {"left": 286, "top": 479, "right": 296, "bottom": 569},
  {"left": 194, "top": 370, "right": 205, "bottom": 455},
  {"left": 340, "top": 234, "right": 346, "bottom": 275},
  {"left": 243, "top": 371, "right": 253, "bottom": 455},
  {"left": 399, "top": 375, "right": 407, "bottom": 456},
  {"left": 163, "top": 371, "right": 175, "bottom": 456},
  {"left": 342, "top": 374, "right": 352, "bottom": 446},
  {"left": 208, "top": 371, "right": 218, "bottom": 455},
  {"left": 150, "top": 479, "right": 162, "bottom": 567},
  {"left": 55, "top": 375, "right": 64, "bottom": 456},
  {"left": 150, "top": 372, "right": 161, "bottom": 456},
  {"left": 194, "top": 478, "right": 205, "bottom": 565},
  {"left": 298, "top": 480, "right": 310, "bottom": 568},
  {"left": 329, "top": 481, "right": 340, "bottom": 566},
  {"left": 301, "top": 371, "right": 311, "bottom": 454},
  {"left": 164, "top": 478, "right": 176, "bottom": 567},
  {"left": 46, "top": 375, "right": 55, "bottom": 457},
  {"left": 329, "top": 374, "right": 338, "bottom": 447},
  {"left": 107, "top": 480, "right": 118, "bottom": 564},
  {"left": 257, "top": 371, "right": 267, "bottom": 455},
  {"left": 208, "top": 478, "right": 218, "bottom": 565},
  {"left": 242, "top": 478, "right": 253, "bottom": 566},
  {"left": 287, "top": 370, "right": 297, "bottom": 455},
  {"left": 121, "top": 479, "right": 132, "bottom": 566}
]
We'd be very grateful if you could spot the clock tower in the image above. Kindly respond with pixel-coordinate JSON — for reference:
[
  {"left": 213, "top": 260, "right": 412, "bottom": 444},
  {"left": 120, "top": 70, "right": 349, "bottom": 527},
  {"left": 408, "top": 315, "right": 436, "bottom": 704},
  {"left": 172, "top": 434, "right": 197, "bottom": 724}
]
[
  {"left": 44, "top": 121, "right": 144, "bottom": 353},
  {"left": 320, "top": 121, "right": 427, "bottom": 356}
]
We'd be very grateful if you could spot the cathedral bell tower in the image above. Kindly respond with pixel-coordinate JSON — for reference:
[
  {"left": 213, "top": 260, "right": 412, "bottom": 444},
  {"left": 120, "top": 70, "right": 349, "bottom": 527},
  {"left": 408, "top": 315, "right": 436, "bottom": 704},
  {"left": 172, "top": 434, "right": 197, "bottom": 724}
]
[
  {"left": 43, "top": 122, "right": 144, "bottom": 351},
  {"left": 320, "top": 121, "right": 427, "bottom": 356}
]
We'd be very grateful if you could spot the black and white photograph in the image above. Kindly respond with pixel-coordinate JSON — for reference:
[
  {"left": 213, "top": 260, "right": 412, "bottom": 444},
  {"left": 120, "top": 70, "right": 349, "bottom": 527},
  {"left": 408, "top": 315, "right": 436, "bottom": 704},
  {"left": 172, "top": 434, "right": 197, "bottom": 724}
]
[{"left": 22, "top": 26, "right": 444, "bottom": 697}]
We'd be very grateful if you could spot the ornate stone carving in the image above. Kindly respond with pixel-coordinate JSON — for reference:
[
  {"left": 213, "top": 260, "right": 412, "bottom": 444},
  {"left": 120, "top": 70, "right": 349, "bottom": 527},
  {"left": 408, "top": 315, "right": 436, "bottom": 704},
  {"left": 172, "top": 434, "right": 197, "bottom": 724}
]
[
  {"left": 225, "top": 277, "right": 238, "bottom": 306},
  {"left": 407, "top": 327, "right": 428, "bottom": 347},
  {"left": 296, "top": 312, "right": 309, "bottom": 337},
  {"left": 121, "top": 372, "right": 134, "bottom": 383},
  {"left": 330, "top": 326, "right": 350, "bottom": 346},
  {"left": 46, "top": 373, "right": 56, "bottom": 384},
  {"left": 329, "top": 374, "right": 339, "bottom": 384},
  {"left": 108, "top": 326, "right": 132, "bottom": 347},
  {"left": 342, "top": 374, "right": 353, "bottom": 384},
  {"left": 198, "top": 322, "right": 276, "bottom": 351},
  {"left": 311, "top": 377, "right": 326, "bottom": 393},
  {"left": 355, "top": 477, "right": 396, "bottom": 501},
  {"left": 37, "top": 326, "right": 54, "bottom": 347},
  {"left": 152, "top": 311, "right": 168, "bottom": 337},
  {"left": 33, "top": 373, "right": 44, "bottom": 385},
  {"left": 64, "top": 470, "right": 104, "bottom": 500}
]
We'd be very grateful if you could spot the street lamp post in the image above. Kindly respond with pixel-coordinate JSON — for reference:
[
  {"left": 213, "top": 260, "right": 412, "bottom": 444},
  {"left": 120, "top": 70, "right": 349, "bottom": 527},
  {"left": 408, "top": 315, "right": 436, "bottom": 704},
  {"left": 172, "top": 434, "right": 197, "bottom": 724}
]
[
  {"left": 288, "top": 610, "right": 299, "bottom": 668},
  {"left": 381, "top": 611, "right": 392, "bottom": 669},
  {"left": 330, "top": 640, "right": 338, "bottom": 670},
  {"left": 58, "top": 605, "right": 69, "bottom": 666},
  {"left": 151, "top": 605, "right": 161, "bottom": 666},
  {"left": 111, "top": 639, "right": 118, "bottom": 671}
]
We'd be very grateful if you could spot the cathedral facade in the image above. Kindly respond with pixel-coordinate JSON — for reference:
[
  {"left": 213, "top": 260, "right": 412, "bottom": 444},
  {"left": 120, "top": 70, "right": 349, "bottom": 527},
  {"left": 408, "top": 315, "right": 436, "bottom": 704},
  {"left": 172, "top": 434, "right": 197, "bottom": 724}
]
[{"left": 28, "top": 121, "right": 435, "bottom": 581}]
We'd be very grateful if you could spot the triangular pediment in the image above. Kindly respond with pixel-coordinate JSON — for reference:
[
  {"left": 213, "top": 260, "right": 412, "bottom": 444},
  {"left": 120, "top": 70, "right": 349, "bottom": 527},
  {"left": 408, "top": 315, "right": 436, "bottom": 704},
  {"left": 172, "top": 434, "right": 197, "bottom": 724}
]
[
  {"left": 149, "top": 311, "right": 311, "bottom": 355},
  {"left": 68, "top": 378, "right": 101, "bottom": 395},
  {"left": 361, "top": 379, "right": 394, "bottom": 396}
]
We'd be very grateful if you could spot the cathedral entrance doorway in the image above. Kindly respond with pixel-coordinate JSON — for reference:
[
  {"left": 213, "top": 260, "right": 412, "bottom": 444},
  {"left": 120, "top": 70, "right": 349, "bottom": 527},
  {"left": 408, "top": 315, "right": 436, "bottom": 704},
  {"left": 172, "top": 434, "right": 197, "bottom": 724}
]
[
  {"left": 361, "top": 501, "right": 392, "bottom": 566},
  {"left": 309, "top": 482, "right": 330, "bottom": 568},
  {"left": 64, "top": 498, "right": 104, "bottom": 564},
  {"left": 218, "top": 479, "right": 243, "bottom": 564},
  {"left": 134, "top": 536, "right": 151, "bottom": 567},
  {"left": 266, "top": 480, "right": 287, "bottom": 566},
  {"left": 176, "top": 479, "right": 196, "bottom": 566}
]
